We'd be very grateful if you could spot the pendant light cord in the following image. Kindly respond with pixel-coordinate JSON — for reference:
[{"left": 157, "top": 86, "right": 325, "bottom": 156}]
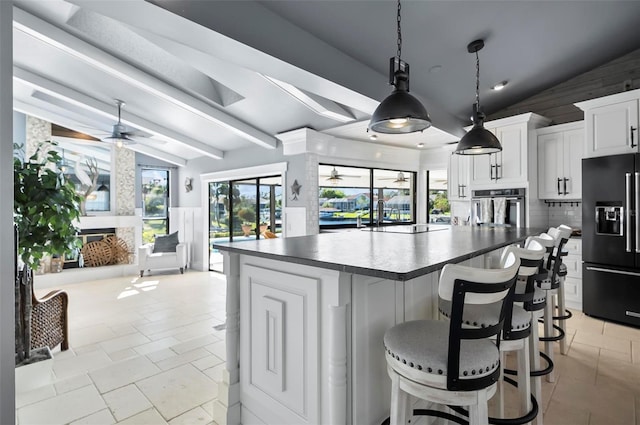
[
  {"left": 475, "top": 49, "right": 481, "bottom": 109},
  {"left": 396, "top": 0, "right": 402, "bottom": 62}
]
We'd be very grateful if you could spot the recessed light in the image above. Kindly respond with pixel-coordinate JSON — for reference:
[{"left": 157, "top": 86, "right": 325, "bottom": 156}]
[
  {"left": 369, "top": 134, "right": 378, "bottom": 140},
  {"left": 417, "top": 143, "right": 425, "bottom": 148},
  {"left": 492, "top": 81, "right": 508, "bottom": 91}
]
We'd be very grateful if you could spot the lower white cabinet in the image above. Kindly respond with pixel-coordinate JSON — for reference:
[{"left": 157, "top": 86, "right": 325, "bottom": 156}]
[{"left": 562, "top": 238, "right": 582, "bottom": 311}]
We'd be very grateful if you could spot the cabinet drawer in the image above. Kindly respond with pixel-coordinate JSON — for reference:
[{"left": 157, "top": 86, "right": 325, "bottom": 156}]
[
  {"left": 564, "top": 238, "right": 582, "bottom": 255},
  {"left": 563, "top": 256, "right": 582, "bottom": 278},
  {"left": 563, "top": 276, "right": 581, "bottom": 302}
]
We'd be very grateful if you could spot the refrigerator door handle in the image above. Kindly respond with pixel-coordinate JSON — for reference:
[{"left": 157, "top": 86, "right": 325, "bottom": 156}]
[
  {"left": 586, "top": 266, "right": 640, "bottom": 277},
  {"left": 626, "top": 173, "right": 632, "bottom": 252},
  {"left": 636, "top": 172, "right": 639, "bottom": 253}
]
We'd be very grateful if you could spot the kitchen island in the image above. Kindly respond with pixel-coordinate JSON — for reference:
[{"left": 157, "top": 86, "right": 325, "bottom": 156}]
[{"left": 213, "top": 225, "right": 540, "bottom": 425}]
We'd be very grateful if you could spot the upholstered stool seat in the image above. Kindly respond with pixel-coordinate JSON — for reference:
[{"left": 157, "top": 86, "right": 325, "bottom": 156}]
[{"left": 384, "top": 320, "right": 501, "bottom": 387}]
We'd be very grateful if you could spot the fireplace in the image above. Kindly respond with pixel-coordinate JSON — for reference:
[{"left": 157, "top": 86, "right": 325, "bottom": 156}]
[{"left": 64, "top": 228, "right": 116, "bottom": 269}]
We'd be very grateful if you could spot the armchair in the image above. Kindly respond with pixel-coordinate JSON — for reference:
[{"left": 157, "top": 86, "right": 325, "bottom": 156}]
[
  {"left": 138, "top": 234, "right": 187, "bottom": 277},
  {"left": 30, "top": 287, "right": 69, "bottom": 352}
]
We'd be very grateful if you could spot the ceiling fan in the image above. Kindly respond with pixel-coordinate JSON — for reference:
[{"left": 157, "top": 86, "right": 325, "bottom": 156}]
[
  {"left": 320, "top": 167, "right": 363, "bottom": 183},
  {"left": 380, "top": 172, "right": 410, "bottom": 184},
  {"left": 102, "top": 100, "right": 136, "bottom": 148}
]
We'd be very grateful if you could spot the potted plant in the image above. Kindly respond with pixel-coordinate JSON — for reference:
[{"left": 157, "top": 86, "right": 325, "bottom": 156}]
[
  {"left": 237, "top": 207, "right": 256, "bottom": 236},
  {"left": 13, "top": 142, "right": 82, "bottom": 369}
]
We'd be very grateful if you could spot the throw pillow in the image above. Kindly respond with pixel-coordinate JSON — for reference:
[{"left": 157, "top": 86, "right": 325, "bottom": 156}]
[{"left": 153, "top": 231, "right": 179, "bottom": 253}]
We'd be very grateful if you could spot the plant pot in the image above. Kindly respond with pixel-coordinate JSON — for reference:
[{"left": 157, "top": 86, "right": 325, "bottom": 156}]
[
  {"left": 15, "top": 346, "right": 54, "bottom": 394},
  {"left": 241, "top": 224, "right": 252, "bottom": 237}
]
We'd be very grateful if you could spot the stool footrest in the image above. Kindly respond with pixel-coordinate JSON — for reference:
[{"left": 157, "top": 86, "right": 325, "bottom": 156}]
[
  {"left": 538, "top": 323, "right": 565, "bottom": 342},
  {"left": 553, "top": 308, "right": 573, "bottom": 321},
  {"left": 504, "top": 351, "right": 554, "bottom": 377}
]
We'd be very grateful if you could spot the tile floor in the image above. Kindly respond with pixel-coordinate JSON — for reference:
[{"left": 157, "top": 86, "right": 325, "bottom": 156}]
[
  {"left": 16, "top": 271, "right": 227, "bottom": 425},
  {"left": 15, "top": 271, "right": 640, "bottom": 425}
]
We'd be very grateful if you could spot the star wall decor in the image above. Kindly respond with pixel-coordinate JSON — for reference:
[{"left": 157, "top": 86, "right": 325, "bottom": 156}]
[{"left": 290, "top": 179, "right": 301, "bottom": 200}]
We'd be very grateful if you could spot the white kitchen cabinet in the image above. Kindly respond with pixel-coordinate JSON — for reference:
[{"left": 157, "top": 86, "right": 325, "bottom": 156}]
[
  {"left": 562, "top": 238, "right": 582, "bottom": 311},
  {"left": 575, "top": 89, "right": 640, "bottom": 158},
  {"left": 448, "top": 153, "right": 470, "bottom": 200},
  {"left": 537, "top": 122, "right": 584, "bottom": 199},
  {"left": 467, "top": 113, "right": 551, "bottom": 189}
]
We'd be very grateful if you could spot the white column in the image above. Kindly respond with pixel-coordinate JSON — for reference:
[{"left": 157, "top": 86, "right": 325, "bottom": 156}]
[
  {"left": 213, "top": 251, "right": 241, "bottom": 425},
  {"left": 328, "top": 305, "right": 347, "bottom": 424},
  {"left": 0, "top": 1, "right": 15, "bottom": 423}
]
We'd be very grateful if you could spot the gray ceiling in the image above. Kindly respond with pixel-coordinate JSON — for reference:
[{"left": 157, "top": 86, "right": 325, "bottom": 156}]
[{"left": 12, "top": 0, "right": 640, "bottom": 164}]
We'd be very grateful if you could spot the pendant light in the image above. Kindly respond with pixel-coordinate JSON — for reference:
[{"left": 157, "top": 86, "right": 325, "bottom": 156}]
[
  {"left": 368, "top": 0, "right": 431, "bottom": 134},
  {"left": 455, "top": 39, "right": 502, "bottom": 155}
]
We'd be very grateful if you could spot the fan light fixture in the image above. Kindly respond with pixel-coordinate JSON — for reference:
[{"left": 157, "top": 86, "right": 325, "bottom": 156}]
[
  {"left": 327, "top": 167, "right": 343, "bottom": 185},
  {"left": 103, "top": 100, "right": 134, "bottom": 148},
  {"left": 368, "top": 0, "right": 431, "bottom": 134},
  {"left": 455, "top": 39, "right": 502, "bottom": 155}
]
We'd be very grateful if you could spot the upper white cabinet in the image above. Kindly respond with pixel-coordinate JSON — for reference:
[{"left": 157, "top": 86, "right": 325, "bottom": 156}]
[
  {"left": 448, "top": 154, "right": 470, "bottom": 200},
  {"left": 575, "top": 89, "right": 640, "bottom": 158},
  {"left": 537, "top": 122, "right": 584, "bottom": 199},
  {"left": 467, "top": 113, "right": 551, "bottom": 189}
]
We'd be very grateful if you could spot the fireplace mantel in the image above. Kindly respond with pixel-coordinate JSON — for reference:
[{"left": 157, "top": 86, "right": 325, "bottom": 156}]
[{"left": 77, "top": 215, "right": 141, "bottom": 230}]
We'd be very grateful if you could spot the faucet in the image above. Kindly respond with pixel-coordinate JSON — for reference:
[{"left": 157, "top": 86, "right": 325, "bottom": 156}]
[{"left": 377, "top": 199, "right": 385, "bottom": 227}]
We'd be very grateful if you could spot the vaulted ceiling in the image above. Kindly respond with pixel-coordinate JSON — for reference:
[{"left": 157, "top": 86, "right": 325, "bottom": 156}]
[{"left": 12, "top": 0, "right": 640, "bottom": 166}]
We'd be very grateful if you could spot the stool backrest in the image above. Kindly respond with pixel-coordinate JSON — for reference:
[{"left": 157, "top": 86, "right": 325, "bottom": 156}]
[{"left": 439, "top": 258, "right": 519, "bottom": 391}]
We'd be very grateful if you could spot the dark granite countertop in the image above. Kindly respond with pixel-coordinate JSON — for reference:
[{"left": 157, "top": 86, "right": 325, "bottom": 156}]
[{"left": 213, "top": 225, "right": 545, "bottom": 281}]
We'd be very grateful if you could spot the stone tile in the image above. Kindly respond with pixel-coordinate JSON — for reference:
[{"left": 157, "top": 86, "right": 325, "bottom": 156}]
[
  {"left": 109, "top": 323, "right": 139, "bottom": 336},
  {"left": 543, "top": 399, "right": 589, "bottom": 425},
  {"left": 90, "top": 356, "right": 160, "bottom": 393},
  {"left": 156, "top": 348, "right": 210, "bottom": 371},
  {"left": 116, "top": 408, "right": 168, "bottom": 425},
  {"left": 137, "top": 364, "right": 217, "bottom": 421},
  {"left": 71, "top": 324, "right": 118, "bottom": 348},
  {"left": 203, "top": 363, "right": 225, "bottom": 383},
  {"left": 107, "top": 348, "right": 138, "bottom": 362},
  {"left": 168, "top": 406, "right": 213, "bottom": 425},
  {"left": 134, "top": 336, "right": 181, "bottom": 355},
  {"left": 192, "top": 354, "right": 224, "bottom": 371},
  {"left": 147, "top": 347, "right": 178, "bottom": 363},
  {"left": 69, "top": 408, "right": 116, "bottom": 425},
  {"left": 102, "top": 384, "right": 153, "bottom": 421},
  {"left": 15, "top": 384, "right": 56, "bottom": 409},
  {"left": 204, "top": 341, "right": 226, "bottom": 361},
  {"left": 17, "top": 385, "right": 106, "bottom": 425},
  {"left": 53, "top": 349, "right": 112, "bottom": 380},
  {"left": 632, "top": 340, "right": 640, "bottom": 364},
  {"left": 170, "top": 334, "right": 220, "bottom": 355},
  {"left": 603, "top": 321, "right": 640, "bottom": 343},
  {"left": 54, "top": 373, "right": 93, "bottom": 395},
  {"left": 98, "top": 332, "right": 151, "bottom": 354},
  {"left": 572, "top": 329, "right": 631, "bottom": 354}
]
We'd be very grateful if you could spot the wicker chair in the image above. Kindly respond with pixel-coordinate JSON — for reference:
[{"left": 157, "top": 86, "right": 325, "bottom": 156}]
[{"left": 30, "top": 286, "right": 69, "bottom": 352}]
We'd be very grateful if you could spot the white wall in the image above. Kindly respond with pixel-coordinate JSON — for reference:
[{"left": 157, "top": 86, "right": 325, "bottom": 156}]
[{"left": 0, "top": 2, "right": 15, "bottom": 422}]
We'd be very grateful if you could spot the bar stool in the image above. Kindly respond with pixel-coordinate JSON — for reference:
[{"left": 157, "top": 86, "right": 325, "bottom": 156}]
[
  {"left": 438, "top": 246, "right": 540, "bottom": 424},
  {"left": 535, "top": 232, "right": 566, "bottom": 384},
  {"left": 549, "top": 225, "right": 573, "bottom": 355},
  {"left": 383, "top": 257, "right": 519, "bottom": 425}
]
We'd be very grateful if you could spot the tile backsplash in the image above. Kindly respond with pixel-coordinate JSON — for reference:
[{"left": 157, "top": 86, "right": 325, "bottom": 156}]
[{"left": 546, "top": 202, "right": 582, "bottom": 229}]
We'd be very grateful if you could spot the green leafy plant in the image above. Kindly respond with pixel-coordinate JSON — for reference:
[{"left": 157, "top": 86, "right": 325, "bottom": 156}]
[
  {"left": 237, "top": 207, "right": 256, "bottom": 225},
  {"left": 14, "top": 141, "right": 83, "bottom": 365}
]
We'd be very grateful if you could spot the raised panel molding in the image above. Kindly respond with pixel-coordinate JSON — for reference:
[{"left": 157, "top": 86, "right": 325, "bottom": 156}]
[{"left": 241, "top": 264, "right": 319, "bottom": 424}]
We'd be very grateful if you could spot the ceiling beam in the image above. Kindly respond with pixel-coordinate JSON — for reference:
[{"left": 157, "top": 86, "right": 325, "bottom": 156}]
[
  {"left": 13, "top": 99, "right": 187, "bottom": 167},
  {"left": 14, "top": 66, "right": 225, "bottom": 160},
  {"left": 13, "top": 6, "right": 278, "bottom": 149}
]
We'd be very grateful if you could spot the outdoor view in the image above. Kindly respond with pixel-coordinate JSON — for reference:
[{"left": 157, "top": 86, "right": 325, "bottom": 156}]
[
  {"left": 318, "top": 165, "right": 415, "bottom": 227},
  {"left": 428, "top": 169, "right": 450, "bottom": 224},
  {"left": 209, "top": 176, "right": 283, "bottom": 271},
  {"left": 142, "top": 168, "right": 169, "bottom": 243}
]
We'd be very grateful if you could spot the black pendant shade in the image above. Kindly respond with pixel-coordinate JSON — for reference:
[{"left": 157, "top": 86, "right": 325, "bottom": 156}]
[
  {"left": 369, "top": 70, "right": 431, "bottom": 134},
  {"left": 455, "top": 39, "right": 502, "bottom": 155},
  {"left": 456, "top": 104, "right": 502, "bottom": 155}
]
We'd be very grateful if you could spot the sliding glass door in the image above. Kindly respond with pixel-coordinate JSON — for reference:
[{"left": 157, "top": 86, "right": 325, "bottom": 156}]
[{"left": 209, "top": 175, "right": 282, "bottom": 272}]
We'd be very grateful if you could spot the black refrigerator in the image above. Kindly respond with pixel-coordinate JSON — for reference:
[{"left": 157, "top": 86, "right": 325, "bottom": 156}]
[{"left": 582, "top": 153, "right": 640, "bottom": 327}]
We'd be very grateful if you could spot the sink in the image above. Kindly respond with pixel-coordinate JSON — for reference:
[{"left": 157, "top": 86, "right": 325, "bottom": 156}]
[{"left": 361, "top": 224, "right": 449, "bottom": 234}]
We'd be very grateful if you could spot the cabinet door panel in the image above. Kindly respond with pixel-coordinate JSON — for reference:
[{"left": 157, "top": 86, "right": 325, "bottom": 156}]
[
  {"left": 538, "top": 133, "right": 563, "bottom": 199},
  {"left": 563, "top": 129, "right": 583, "bottom": 198},
  {"left": 498, "top": 124, "right": 525, "bottom": 183},
  {"left": 472, "top": 154, "right": 492, "bottom": 185},
  {"left": 448, "top": 154, "right": 460, "bottom": 200},
  {"left": 587, "top": 100, "right": 639, "bottom": 157}
]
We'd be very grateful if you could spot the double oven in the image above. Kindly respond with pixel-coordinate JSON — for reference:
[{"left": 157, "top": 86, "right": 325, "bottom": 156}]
[{"left": 471, "top": 188, "right": 526, "bottom": 228}]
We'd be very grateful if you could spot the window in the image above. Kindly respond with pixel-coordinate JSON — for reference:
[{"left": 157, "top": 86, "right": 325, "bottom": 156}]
[
  {"left": 428, "top": 169, "right": 451, "bottom": 224},
  {"left": 318, "top": 164, "right": 416, "bottom": 228},
  {"left": 142, "top": 168, "right": 170, "bottom": 243}
]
